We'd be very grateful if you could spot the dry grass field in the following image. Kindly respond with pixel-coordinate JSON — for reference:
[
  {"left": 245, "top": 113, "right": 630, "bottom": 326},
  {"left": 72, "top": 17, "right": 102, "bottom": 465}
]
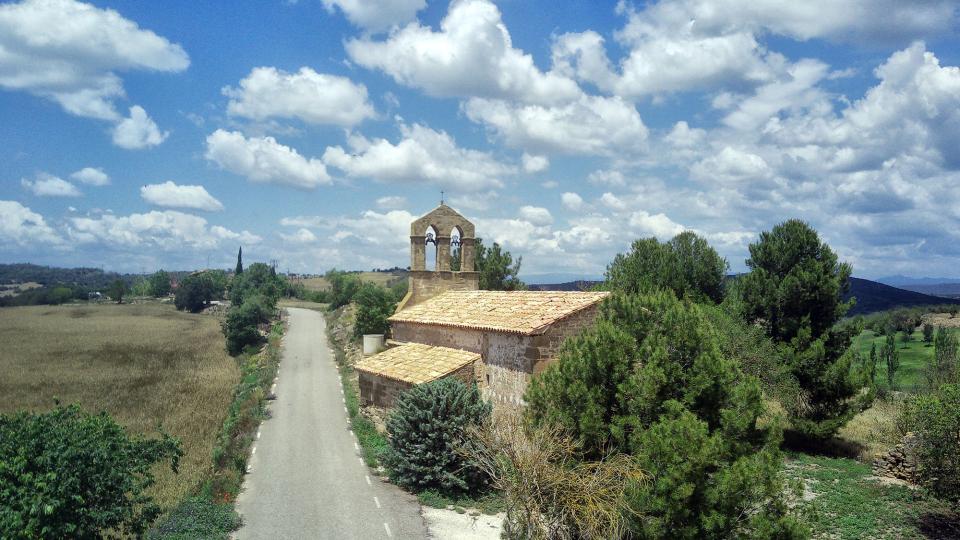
[
  {"left": 0, "top": 303, "right": 239, "bottom": 510},
  {"left": 298, "top": 271, "right": 405, "bottom": 291}
]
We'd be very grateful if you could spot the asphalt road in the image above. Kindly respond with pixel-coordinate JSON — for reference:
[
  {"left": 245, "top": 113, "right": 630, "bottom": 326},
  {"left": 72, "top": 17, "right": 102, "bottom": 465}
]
[{"left": 235, "top": 307, "right": 427, "bottom": 540}]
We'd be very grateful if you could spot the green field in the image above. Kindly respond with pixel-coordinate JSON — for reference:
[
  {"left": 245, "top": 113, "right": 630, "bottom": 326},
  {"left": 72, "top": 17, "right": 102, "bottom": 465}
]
[
  {"left": 0, "top": 303, "right": 239, "bottom": 509},
  {"left": 854, "top": 328, "right": 955, "bottom": 392},
  {"left": 788, "top": 452, "right": 957, "bottom": 539}
]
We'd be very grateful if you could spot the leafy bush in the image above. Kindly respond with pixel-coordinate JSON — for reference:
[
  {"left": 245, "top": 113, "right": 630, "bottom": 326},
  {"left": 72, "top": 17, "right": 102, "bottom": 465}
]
[
  {"left": 229, "top": 264, "right": 282, "bottom": 306},
  {"left": 923, "top": 323, "right": 935, "bottom": 343},
  {"left": 326, "top": 269, "right": 362, "bottom": 308},
  {"left": 353, "top": 283, "right": 396, "bottom": 338},
  {"left": 899, "top": 384, "right": 960, "bottom": 506},
  {"left": 148, "top": 497, "right": 241, "bottom": 540},
  {"left": 383, "top": 378, "right": 491, "bottom": 495},
  {"left": 149, "top": 270, "right": 172, "bottom": 297},
  {"left": 526, "top": 291, "right": 804, "bottom": 539},
  {"left": 0, "top": 404, "right": 182, "bottom": 538},
  {"left": 175, "top": 273, "right": 215, "bottom": 312},
  {"left": 223, "top": 295, "right": 272, "bottom": 355}
]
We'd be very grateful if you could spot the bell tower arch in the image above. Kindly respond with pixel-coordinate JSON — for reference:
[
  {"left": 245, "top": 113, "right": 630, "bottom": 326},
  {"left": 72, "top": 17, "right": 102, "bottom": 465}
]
[{"left": 398, "top": 202, "right": 479, "bottom": 311}]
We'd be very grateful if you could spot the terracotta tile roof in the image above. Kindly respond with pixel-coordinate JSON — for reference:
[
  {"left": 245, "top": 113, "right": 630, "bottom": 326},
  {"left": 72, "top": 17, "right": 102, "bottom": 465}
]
[
  {"left": 389, "top": 290, "right": 609, "bottom": 335},
  {"left": 355, "top": 342, "right": 480, "bottom": 385}
]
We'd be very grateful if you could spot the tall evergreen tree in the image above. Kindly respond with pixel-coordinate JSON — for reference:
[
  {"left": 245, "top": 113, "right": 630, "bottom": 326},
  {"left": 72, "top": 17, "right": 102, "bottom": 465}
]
[
  {"left": 739, "top": 219, "right": 867, "bottom": 439},
  {"left": 235, "top": 246, "right": 243, "bottom": 275},
  {"left": 884, "top": 332, "right": 900, "bottom": 390},
  {"left": 527, "top": 292, "right": 803, "bottom": 539},
  {"left": 475, "top": 238, "right": 524, "bottom": 291}
]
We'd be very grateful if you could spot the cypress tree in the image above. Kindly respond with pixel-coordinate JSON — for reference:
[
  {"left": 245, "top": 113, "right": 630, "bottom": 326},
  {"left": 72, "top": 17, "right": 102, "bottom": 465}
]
[{"left": 235, "top": 246, "right": 243, "bottom": 275}]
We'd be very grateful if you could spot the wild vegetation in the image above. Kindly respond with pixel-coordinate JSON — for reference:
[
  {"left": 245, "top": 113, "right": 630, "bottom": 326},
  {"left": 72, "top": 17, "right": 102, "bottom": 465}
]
[
  {"left": 0, "top": 304, "right": 239, "bottom": 511},
  {"left": 0, "top": 404, "right": 183, "bottom": 538}
]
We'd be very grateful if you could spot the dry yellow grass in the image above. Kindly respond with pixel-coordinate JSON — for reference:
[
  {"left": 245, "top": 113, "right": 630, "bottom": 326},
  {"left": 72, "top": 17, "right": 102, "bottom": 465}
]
[
  {"left": 0, "top": 303, "right": 239, "bottom": 510},
  {"left": 299, "top": 271, "right": 403, "bottom": 291}
]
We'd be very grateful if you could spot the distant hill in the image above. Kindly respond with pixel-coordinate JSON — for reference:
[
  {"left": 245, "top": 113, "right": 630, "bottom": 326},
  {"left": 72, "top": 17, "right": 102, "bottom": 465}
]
[
  {"left": 877, "top": 275, "right": 960, "bottom": 287},
  {"left": 528, "top": 280, "right": 601, "bottom": 292},
  {"left": 841, "top": 277, "right": 959, "bottom": 315},
  {"left": 877, "top": 282, "right": 960, "bottom": 300},
  {"left": 529, "top": 276, "right": 960, "bottom": 316},
  {"left": 0, "top": 263, "right": 127, "bottom": 290}
]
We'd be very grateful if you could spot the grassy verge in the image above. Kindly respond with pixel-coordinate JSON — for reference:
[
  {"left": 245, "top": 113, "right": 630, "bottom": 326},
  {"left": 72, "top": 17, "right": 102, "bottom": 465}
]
[
  {"left": 324, "top": 309, "right": 388, "bottom": 467},
  {"left": 417, "top": 490, "right": 505, "bottom": 516},
  {"left": 150, "top": 320, "right": 285, "bottom": 539},
  {"left": 787, "top": 452, "right": 958, "bottom": 539}
]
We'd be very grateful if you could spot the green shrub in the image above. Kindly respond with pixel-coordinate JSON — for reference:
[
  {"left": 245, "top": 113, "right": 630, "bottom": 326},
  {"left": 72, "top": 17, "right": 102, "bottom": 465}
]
[
  {"left": 175, "top": 273, "right": 216, "bottom": 312},
  {"left": 527, "top": 291, "right": 804, "bottom": 539},
  {"left": 0, "top": 404, "right": 182, "bottom": 538},
  {"left": 229, "top": 264, "right": 282, "bottom": 306},
  {"left": 353, "top": 283, "right": 396, "bottom": 338},
  {"left": 223, "top": 296, "right": 271, "bottom": 355},
  {"left": 923, "top": 323, "right": 935, "bottom": 343},
  {"left": 899, "top": 384, "right": 960, "bottom": 506},
  {"left": 326, "top": 269, "right": 362, "bottom": 308},
  {"left": 383, "top": 378, "right": 491, "bottom": 495},
  {"left": 148, "top": 497, "right": 241, "bottom": 539}
]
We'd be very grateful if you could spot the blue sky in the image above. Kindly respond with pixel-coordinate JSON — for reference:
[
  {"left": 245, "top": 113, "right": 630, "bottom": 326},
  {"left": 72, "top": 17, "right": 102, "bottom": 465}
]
[{"left": 1, "top": 0, "right": 959, "bottom": 279}]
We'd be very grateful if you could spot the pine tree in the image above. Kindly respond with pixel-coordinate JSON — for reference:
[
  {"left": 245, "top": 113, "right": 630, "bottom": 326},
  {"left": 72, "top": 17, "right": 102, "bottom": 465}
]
[
  {"left": 235, "top": 246, "right": 243, "bottom": 275},
  {"left": 527, "top": 291, "right": 804, "bottom": 539},
  {"left": 739, "top": 220, "right": 867, "bottom": 439}
]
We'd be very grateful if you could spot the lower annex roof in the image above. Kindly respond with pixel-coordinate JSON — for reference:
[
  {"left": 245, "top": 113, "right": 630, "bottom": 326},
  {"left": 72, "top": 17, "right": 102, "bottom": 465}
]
[{"left": 354, "top": 342, "right": 479, "bottom": 385}]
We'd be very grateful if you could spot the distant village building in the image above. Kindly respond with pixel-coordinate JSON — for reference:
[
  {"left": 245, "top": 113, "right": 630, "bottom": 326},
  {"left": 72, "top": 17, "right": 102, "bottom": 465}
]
[{"left": 356, "top": 204, "right": 607, "bottom": 408}]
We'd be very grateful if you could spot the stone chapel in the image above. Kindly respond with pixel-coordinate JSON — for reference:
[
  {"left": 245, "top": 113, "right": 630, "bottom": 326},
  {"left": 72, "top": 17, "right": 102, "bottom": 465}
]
[{"left": 355, "top": 203, "right": 607, "bottom": 409}]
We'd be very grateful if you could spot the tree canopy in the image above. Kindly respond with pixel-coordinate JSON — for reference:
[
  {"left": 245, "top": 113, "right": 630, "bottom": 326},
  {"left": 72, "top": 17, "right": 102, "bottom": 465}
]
[
  {"left": 604, "top": 231, "right": 728, "bottom": 303},
  {"left": 475, "top": 238, "right": 525, "bottom": 291}
]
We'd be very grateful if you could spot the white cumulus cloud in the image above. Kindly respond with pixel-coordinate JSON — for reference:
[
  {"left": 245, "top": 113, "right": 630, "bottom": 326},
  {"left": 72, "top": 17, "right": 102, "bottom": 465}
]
[
  {"left": 224, "top": 67, "right": 375, "bottom": 127},
  {"left": 111, "top": 106, "right": 168, "bottom": 149},
  {"left": 0, "top": 0, "right": 187, "bottom": 146},
  {"left": 70, "top": 167, "right": 109, "bottom": 186},
  {"left": 345, "top": 0, "right": 579, "bottom": 105},
  {"left": 140, "top": 181, "right": 224, "bottom": 212},
  {"left": 205, "top": 129, "right": 331, "bottom": 189},
  {"left": 521, "top": 153, "right": 549, "bottom": 173},
  {"left": 321, "top": 0, "right": 425, "bottom": 33},
  {"left": 518, "top": 205, "right": 553, "bottom": 226},
  {"left": 21, "top": 173, "right": 81, "bottom": 197},
  {"left": 323, "top": 122, "right": 513, "bottom": 191},
  {"left": 68, "top": 210, "right": 260, "bottom": 250},
  {"left": 463, "top": 94, "right": 647, "bottom": 156},
  {"left": 0, "top": 200, "right": 62, "bottom": 246}
]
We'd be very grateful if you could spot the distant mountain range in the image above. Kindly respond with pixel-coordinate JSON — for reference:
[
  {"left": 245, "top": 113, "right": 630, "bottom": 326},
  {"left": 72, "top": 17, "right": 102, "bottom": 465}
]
[
  {"left": 877, "top": 275, "right": 960, "bottom": 286},
  {"left": 529, "top": 276, "right": 960, "bottom": 316}
]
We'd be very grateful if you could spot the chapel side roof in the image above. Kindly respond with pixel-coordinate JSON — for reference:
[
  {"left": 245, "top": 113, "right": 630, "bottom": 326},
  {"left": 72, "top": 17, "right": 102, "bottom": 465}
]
[
  {"left": 355, "top": 342, "right": 480, "bottom": 385},
  {"left": 388, "top": 290, "right": 609, "bottom": 335}
]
